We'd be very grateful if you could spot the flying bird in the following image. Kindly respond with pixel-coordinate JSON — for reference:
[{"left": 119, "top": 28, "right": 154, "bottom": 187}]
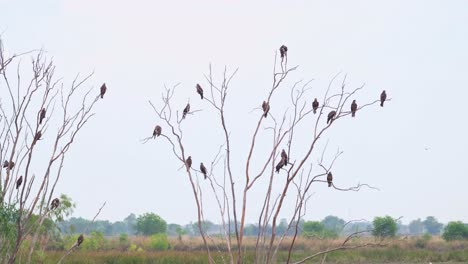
[
  {"left": 327, "top": 111, "right": 336, "bottom": 124},
  {"left": 281, "top": 149, "right": 288, "bottom": 166},
  {"left": 50, "top": 198, "right": 60, "bottom": 210},
  {"left": 100, "top": 83, "right": 107, "bottom": 99},
  {"left": 279, "top": 45, "right": 288, "bottom": 59},
  {"left": 185, "top": 156, "right": 192, "bottom": 169},
  {"left": 327, "top": 172, "right": 333, "bottom": 187},
  {"left": 351, "top": 100, "right": 357, "bottom": 117},
  {"left": 77, "top": 234, "right": 84, "bottom": 246},
  {"left": 380, "top": 90, "right": 387, "bottom": 107},
  {"left": 153, "top": 125, "right": 162, "bottom": 138},
  {"left": 196, "top": 84, "right": 204, "bottom": 100},
  {"left": 182, "top": 103, "right": 190, "bottom": 119},
  {"left": 276, "top": 158, "right": 285, "bottom": 173},
  {"left": 39, "top": 108, "right": 46, "bottom": 124},
  {"left": 262, "top": 101, "right": 270, "bottom": 118},
  {"left": 16, "top": 176, "right": 23, "bottom": 190},
  {"left": 312, "top": 98, "right": 319, "bottom": 114},
  {"left": 200, "top": 162, "right": 207, "bottom": 179}
]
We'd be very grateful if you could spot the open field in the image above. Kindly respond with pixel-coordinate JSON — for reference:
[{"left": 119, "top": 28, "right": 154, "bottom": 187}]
[{"left": 30, "top": 237, "right": 468, "bottom": 263}]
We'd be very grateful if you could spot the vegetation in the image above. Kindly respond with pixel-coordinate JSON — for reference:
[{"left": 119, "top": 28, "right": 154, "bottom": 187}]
[
  {"left": 135, "top": 213, "right": 167, "bottom": 236},
  {"left": 372, "top": 216, "right": 397, "bottom": 238},
  {"left": 442, "top": 221, "right": 468, "bottom": 241}
]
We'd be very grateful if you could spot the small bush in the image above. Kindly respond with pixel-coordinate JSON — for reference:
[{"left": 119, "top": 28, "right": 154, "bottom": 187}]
[
  {"left": 372, "top": 216, "right": 397, "bottom": 238},
  {"left": 443, "top": 221, "right": 468, "bottom": 241},
  {"left": 149, "top": 233, "right": 170, "bottom": 250}
]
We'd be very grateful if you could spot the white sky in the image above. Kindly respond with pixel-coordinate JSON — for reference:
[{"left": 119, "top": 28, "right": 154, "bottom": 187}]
[{"left": 1, "top": 0, "right": 467, "bottom": 225}]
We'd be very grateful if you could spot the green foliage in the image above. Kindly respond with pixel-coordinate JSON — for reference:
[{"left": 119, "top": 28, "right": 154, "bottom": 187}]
[
  {"left": 302, "top": 221, "right": 337, "bottom": 238},
  {"left": 423, "top": 216, "right": 443, "bottom": 235},
  {"left": 0, "top": 203, "right": 19, "bottom": 254},
  {"left": 415, "top": 233, "right": 432, "bottom": 248},
  {"left": 321, "top": 215, "right": 345, "bottom": 234},
  {"left": 82, "top": 231, "right": 106, "bottom": 251},
  {"left": 372, "top": 216, "right": 397, "bottom": 238},
  {"left": 136, "top": 213, "right": 167, "bottom": 236},
  {"left": 442, "top": 221, "right": 468, "bottom": 241},
  {"left": 150, "top": 233, "right": 170, "bottom": 250}
]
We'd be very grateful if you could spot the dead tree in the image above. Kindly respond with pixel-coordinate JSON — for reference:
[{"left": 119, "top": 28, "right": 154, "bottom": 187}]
[
  {"left": 0, "top": 37, "right": 103, "bottom": 264},
  {"left": 147, "top": 47, "right": 390, "bottom": 264}
]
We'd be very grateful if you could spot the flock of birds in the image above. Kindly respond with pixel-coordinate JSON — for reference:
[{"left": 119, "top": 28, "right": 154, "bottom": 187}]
[
  {"left": 1, "top": 82, "right": 108, "bottom": 247},
  {"left": 151, "top": 45, "right": 388, "bottom": 190}
]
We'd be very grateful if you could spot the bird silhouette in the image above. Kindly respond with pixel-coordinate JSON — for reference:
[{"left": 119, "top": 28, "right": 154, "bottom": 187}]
[
  {"left": 262, "top": 101, "right": 270, "bottom": 118},
  {"left": 327, "top": 172, "right": 333, "bottom": 187},
  {"left": 3, "top": 160, "right": 9, "bottom": 168},
  {"left": 100, "top": 83, "right": 107, "bottom": 99},
  {"left": 279, "top": 45, "right": 288, "bottom": 59},
  {"left": 200, "top": 162, "right": 207, "bottom": 179},
  {"left": 276, "top": 158, "right": 285, "bottom": 173},
  {"left": 327, "top": 111, "right": 336, "bottom": 124},
  {"left": 380, "top": 90, "right": 387, "bottom": 107},
  {"left": 185, "top": 156, "right": 192, "bottom": 169},
  {"left": 182, "top": 103, "right": 190, "bottom": 119},
  {"left": 351, "top": 100, "right": 357, "bottom": 117},
  {"left": 39, "top": 108, "right": 46, "bottom": 124},
  {"left": 153, "top": 125, "right": 162, "bottom": 138},
  {"left": 196, "top": 84, "right": 204, "bottom": 100},
  {"left": 34, "top": 131, "right": 42, "bottom": 142},
  {"left": 50, "top": 198, "right": 60, "bottom": 210},
  {"left": 281, "top": 149, "right": 288, "bottom": 166},
  {"left": 16, "top": 176, "right": 23, "bottom": 190},
  {"left": 77, "top": 234, "right": 84, "bottom": 246},
  {"left": 7, "top": 161, "right": 15, "bottom": 170},
  {"left": 312, "top": 98, "right": 319, "bottom": 114}
]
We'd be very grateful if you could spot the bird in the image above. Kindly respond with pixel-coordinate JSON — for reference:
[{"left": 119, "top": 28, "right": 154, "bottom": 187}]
[
  {"left": 16, "top": 176, "right": 23, "bottom": 190},
  {"left": 185, "top": 156, "right": 192, "bottom": 169},
  {"left": 279, "top": 45, "right": 288, "bottom": 59},
  {"left": 100, "top": 83, "right": 107, "bottom": 99},
  {"left": 50, "top": 198, "right": 60, "bottom": 210},
  {"left": 312, "top": 98, "right": 319, "bottom": 114},
  {"left": 200, "top": 162, "right": 207, "bottom": 179},
  {"left": 34, "top": 131, "right": 42, "bottom": 142},
  {"left": 153, "top": 125, "right": 162, "bottom": 138},
  {"left": 196, "top": 84, "right": 204, "bottom": 100},
  {"left": 262, "top": 101, "right": 270, "bottom": 118},
  {"left": 327, "top": 172, "right": 333, "bottom": 187},
  {"left": 281, "top": 149, "right": 288, "bottom": 166},
  {"left": 3, "top": 160, "right": 9, "bottom": 168},
  {"left": 351, "top": 100, "right": 357, "bottom": 117},
  {"left": 7, "top": 161, "right": 15, "bottom": 170},
  {"left": 327, "top": 111, "right": 336, "bottom": 124},
  {"left": 182, "top": 103, "right": 190, "bottom": 119},
  {"left": 39, "top": 108, "right": 46, "bottom": 124},
  {"left": 276, "top": 158, "right": 285, "bottom": 173},
  {"left": 77, "top": 234, "right": 84, "bottom": 246},
  {"left": 380, "top": 90, "right": 387, "bottom": 107}
]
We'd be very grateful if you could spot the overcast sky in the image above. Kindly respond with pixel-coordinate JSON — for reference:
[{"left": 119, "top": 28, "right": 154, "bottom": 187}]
[{"left": 1, "top": 0, "right": 467, "bottom": 225}]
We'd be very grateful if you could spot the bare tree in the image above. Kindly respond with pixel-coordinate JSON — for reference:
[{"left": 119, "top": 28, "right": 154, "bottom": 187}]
[
  {"left": 0, "top": 37, "right": 104, "bottom": 264},
  {"left": 146, "top": 46, "right": 390, "bottom": 263}
]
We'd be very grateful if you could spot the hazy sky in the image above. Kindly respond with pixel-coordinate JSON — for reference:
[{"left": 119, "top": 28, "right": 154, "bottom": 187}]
[{"left": 1, "top": 0, "right": 467, "bottom": 225}]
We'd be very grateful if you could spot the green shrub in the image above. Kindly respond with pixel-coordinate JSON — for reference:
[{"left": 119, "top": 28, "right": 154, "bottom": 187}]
[
  {"left": 415, "top": 233, "right": 432, "bottom": 248},
  {"left": 372, "top": 216, "right": 397, "bottom": 238},
  {"left": 149, "top": 233, "right": 169, "bottom": 250},
  {"left": 443, "top": 221, "right": 468, "bottom": 241}
]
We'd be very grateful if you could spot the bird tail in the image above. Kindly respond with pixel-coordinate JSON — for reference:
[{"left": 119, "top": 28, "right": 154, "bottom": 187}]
[
  {"left": 380, "top": 102, "right": 384, "bottom": 107},
  {"left": 328, "top": 182, "right": 332, "bottom": 187},
  {"left": 101, "top": 94, "right": 104, "bottom": 99},
  {"left": 352, "top": 112, "right": 355, "bottom": 117},
  {"left": 201, "top": 95, "right": 203, "bottom": 100},
  {"left": 264, "top": 113, "right": 267, "bottom": 118},
  {"left": 313, "top": 109, "right": 316, "bottom": 114}
]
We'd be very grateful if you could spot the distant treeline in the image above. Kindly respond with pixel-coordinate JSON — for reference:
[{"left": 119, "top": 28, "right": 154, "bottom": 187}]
[{"left": 58, "top": 214, "right": 463, "bottom": 238}]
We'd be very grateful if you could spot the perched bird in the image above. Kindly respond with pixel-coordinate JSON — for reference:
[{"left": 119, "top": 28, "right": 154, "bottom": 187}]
[
  {"left": 3, "top": 160, "right": 9, "bottom": 168},
  {"left": 7, "top": 161, "right": 15, "bottom": 170},
  {"left": 262, "top": 101, "right": 270, "bottom": 118},
  {"left": 200, "top": 162, "right": 207, "bottom": 179},
  {"left": 39, "top": 108, "right": 46, "bottom": 125},
  {"left": 100, "top": 83, "right": 107, "bottom": 99},
  {"left": 50, "top": 198, "right": 60, "bottom": 210},
  {"left": 153, "top": 125, "right": 162, "bottom": 138},
  {"left": 327, "top": 111, "right": 336, "bottom": 124},
  {"left": 196, "top": 84, "right": 204, "bottom": 100},
  {"left": 275, "top": 158, "right": 285, "bottom": 173},
  {"left": 327, "top": 172, "right": 333, "bottom": 187},
  {"left": 380, "top": 90, "right": 387, "bottom": 107},
  {"left": 34, "top": 131, "right": 42, "bottom": 142},
  {"left": 77, "top": 234, "right": 84, "bottom": 246},
  {"left": 279, "top": 45, "right": 288, "bottom": 59},
  {"left": 312, "top": 98, "right": 319, "bottom": 114},
  {"left": 185, "top": 156, "right": 192, "bottom": 169},
  {"left": 351, "top": 100, "right": 358, "bottom": 117},
  {"left": 182, "top": 103, "right": 190, "bottom": 119},
  {"left": 16, "top": 176, "right": 23, "bottom": 190},
  {"left": 281, "top": 149, "right": 288, "bottom": 166}
]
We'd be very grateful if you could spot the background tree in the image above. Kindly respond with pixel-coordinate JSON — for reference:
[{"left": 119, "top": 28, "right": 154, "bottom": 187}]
[
  {"left": 321, "top": 215, "right": 345, "bottom": 235},
  {"left": 423, "top": 216, "right": 443, "bottom": 236},
  {"left": 372, "top": 216, "right": 397, "bottom": 239},
  {"left": 409, "top": 218, "right": 424, "bottom": 236},
  {"left": 135, "top": 213, "right": 167, "bottom": 236},
  {"left": 442, "top": 221, "right": 468, "bottom": 241}
]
